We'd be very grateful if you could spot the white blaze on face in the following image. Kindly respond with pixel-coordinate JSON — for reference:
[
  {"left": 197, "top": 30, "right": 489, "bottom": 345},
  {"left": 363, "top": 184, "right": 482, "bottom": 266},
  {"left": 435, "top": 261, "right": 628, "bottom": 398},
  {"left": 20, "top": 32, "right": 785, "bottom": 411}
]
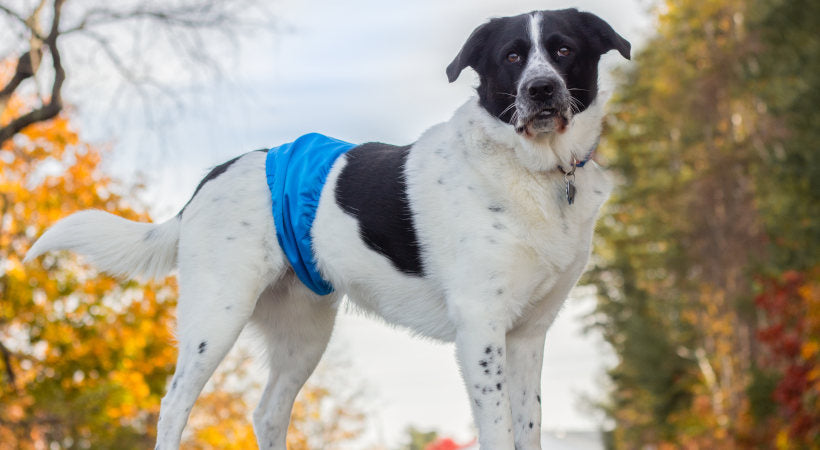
[{"left": 518, "top": 12, "right": 564, "bottom": 94}]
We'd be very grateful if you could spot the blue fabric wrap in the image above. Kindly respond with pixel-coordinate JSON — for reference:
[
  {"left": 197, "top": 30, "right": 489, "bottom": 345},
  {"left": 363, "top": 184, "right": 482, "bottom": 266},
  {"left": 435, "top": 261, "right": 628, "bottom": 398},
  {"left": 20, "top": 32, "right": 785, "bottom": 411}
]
[{"left": 265, "top": 133, "right": 355, "bottom": 295}]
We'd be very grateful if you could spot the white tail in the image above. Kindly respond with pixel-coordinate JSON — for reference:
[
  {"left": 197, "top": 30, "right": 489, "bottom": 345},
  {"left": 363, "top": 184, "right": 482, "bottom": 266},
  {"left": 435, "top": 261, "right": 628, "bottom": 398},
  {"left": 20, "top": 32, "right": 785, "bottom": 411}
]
[{"left": 24, "top": 210, "right": 180, "bottom": 280}]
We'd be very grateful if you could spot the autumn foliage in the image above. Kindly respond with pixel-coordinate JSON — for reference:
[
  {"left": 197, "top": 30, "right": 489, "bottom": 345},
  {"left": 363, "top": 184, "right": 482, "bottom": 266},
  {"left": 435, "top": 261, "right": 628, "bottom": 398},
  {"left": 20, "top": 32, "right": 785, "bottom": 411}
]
[
  {"left": 754, "top": 270, "right": 820, "bottom": 447},
  {"left": 0, "top": 90, "right": 178, "bottom": 448}
]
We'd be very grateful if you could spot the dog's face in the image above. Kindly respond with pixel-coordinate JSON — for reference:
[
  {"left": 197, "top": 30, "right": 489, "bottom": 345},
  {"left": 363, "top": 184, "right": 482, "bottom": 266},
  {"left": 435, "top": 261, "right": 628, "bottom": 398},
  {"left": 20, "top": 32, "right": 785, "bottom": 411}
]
[{"left": 447, "top": 9, "right": 630, "bottom": 137}]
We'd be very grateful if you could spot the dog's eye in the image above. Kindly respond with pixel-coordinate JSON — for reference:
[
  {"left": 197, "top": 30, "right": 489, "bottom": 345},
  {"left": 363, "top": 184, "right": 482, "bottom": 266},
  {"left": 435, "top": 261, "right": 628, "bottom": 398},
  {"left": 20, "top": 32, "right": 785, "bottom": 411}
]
[
  {"left": 557, "top": 47, "right": 572, "bottom": 57},
  {"left": 506, "top": 52, "right": 521, "bottom": 63}
]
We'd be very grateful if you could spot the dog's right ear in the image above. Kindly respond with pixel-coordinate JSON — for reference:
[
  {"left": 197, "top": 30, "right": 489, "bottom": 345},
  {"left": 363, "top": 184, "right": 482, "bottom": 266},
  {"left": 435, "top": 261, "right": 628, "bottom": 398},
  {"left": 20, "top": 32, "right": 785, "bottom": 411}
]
[{"left": 446, "top": 21, "right": 494, "bottom": 83}]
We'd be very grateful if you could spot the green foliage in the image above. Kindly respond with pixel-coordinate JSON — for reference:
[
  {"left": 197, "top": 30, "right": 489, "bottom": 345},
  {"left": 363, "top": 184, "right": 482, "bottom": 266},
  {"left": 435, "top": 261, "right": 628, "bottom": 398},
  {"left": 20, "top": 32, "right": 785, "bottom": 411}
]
[
  {"left": 588, "top": 0, "right": 820, "bottom": 447},
  {"left": 400, "top": 426, "right": 439, "bottom": 450}
]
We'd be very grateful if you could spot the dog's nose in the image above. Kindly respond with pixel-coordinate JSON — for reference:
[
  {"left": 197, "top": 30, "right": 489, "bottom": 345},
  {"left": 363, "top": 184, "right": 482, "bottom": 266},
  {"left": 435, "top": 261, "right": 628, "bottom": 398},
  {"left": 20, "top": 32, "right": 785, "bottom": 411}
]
[{"left": 526, "top": 78, "right": 560, "bottom": 102}]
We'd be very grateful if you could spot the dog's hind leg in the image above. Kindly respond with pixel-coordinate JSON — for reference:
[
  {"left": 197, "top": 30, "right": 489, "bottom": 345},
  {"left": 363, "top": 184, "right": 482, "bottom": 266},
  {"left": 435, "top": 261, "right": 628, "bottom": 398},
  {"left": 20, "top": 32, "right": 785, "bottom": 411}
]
[
  {"left": 248, "top": 278, "right": 338, "bottom": 450},
  {"left": 154, "top": 234, "right": 282, "bottom": 449}
]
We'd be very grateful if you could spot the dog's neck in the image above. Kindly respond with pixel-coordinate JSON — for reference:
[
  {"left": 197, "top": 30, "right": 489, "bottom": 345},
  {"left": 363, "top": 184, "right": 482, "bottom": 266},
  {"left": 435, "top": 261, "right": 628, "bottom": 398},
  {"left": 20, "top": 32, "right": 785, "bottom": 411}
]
[{"left": 456, "top": 96, "right": 606, "bottom": 174}]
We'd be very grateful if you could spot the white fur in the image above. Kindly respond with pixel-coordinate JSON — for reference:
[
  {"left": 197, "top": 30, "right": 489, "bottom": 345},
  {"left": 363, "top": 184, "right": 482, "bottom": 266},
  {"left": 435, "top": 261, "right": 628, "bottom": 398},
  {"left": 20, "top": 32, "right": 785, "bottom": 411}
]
[
  {"left": 26, "top": 36, "right": 615, "bottom": 450},
  {"left": 24, "top": 209, "right": 179, "bottom": 280}
]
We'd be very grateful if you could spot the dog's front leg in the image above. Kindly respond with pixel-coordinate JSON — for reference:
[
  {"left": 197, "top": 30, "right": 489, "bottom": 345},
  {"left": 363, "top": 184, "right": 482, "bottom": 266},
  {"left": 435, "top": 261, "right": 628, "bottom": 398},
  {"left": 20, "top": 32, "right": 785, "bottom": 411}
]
[
  {"left": 505, "top": 322, "right": 549, "bottom": 450},
  {"left": 454, "top": 313, "right": 515, "bottom": 449}
]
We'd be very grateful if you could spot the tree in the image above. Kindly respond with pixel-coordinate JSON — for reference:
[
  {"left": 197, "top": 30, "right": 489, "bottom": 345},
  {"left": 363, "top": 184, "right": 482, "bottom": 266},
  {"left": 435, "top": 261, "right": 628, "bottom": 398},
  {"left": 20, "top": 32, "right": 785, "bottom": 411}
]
[
  {"left": 588, "top": 0, "right": 819, "bottom": 447},
  {"left": 0, "top": 0, "right": 272, "bottom": 146},
  {"left": 0, "top": 75, "right": 179, "bottom": 448}
]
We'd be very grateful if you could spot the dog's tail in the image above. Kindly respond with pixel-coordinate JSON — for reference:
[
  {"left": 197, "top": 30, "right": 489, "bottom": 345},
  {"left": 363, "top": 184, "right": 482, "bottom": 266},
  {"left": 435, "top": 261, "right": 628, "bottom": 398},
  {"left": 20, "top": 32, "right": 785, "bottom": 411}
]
[{"left": 24, "top": 210, "right": 180, "bottom": 280}]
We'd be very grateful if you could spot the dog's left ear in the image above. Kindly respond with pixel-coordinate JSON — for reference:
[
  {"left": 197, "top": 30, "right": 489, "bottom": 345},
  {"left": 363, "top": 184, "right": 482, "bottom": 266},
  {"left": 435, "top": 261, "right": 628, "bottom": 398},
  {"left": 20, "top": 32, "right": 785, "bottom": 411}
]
[
  {"left": 578, "top": 11, "right": 631, "bottom": 60},
  {"left": 446, "top": 21, "right": 494, "bottom": 83}
]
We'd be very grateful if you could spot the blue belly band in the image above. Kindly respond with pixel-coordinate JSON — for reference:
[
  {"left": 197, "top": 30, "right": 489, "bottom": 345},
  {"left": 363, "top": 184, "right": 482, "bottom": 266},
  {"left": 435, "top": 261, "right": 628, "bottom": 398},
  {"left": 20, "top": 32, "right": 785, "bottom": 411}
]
[{"left": 265, "top": 133, "right": 355, "bottom": 295}]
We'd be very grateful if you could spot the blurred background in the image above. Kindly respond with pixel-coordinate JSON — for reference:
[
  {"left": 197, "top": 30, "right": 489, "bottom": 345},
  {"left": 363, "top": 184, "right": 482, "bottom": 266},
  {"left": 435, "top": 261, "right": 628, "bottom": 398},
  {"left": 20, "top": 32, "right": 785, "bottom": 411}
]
[{"left": 1, "top": 0, "right": 817, "bottom": 449}]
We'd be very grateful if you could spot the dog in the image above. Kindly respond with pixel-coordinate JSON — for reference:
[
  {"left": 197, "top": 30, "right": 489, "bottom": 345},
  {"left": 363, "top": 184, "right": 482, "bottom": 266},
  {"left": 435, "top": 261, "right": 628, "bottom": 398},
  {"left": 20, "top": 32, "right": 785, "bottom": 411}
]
[{"left": 25, "top": 8, "right": 630, "bottom": 449}]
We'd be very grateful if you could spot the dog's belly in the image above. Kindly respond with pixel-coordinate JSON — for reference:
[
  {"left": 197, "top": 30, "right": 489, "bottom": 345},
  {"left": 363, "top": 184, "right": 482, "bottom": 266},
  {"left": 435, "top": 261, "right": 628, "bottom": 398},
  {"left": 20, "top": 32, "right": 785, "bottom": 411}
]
[{"left": 344, "top": 276, "right": 456, "bottom": 341}]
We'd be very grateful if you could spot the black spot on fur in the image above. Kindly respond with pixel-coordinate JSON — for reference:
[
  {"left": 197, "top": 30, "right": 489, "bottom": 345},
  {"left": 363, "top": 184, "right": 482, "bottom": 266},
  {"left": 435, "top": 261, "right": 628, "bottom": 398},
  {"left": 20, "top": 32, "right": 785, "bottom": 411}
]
[
  {"left": 437, "top": 177, "right": 446, "bottom": 185},
  {"left": 198, "top": 341, "right": 207, "bottom": 354},
  {"left": 496, "top": 288, "right": 504, "bottom": 296},
  {"left": 537, "top": 394, "right": 541, "bottom": 404},
  {"left": 488, "top": 204, "right": 505, "bottom": 213},
  {"left": 529, "top": 422, "right": 534, "bottom": 429},
  {"left": 497, "top": 382, "right": 502, "bottom": 390},
  {"left": 475, "top": 399, "right": 482, "bottom": 408},
  {"left": 480, "top": 360, "right": 489, "bottom": 368},
  {"left": 240, "top": 221, "right": 251, "bottom": 227},
  {"left": 226, "top": 236, "right": 235, "bottom": 241},
  {"left": 336, "top": 143, "right": 424, "bottom": 276},
  {"left": 485, "top": 346, "right": 493, "bottom": 354}
]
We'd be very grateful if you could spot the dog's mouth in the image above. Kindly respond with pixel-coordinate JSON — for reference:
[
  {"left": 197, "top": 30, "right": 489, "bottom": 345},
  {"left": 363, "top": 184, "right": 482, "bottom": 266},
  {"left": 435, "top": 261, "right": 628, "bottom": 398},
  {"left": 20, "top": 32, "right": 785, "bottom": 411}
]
[{"left": 514, "top": 108, "right": 569, "bottom": 137}]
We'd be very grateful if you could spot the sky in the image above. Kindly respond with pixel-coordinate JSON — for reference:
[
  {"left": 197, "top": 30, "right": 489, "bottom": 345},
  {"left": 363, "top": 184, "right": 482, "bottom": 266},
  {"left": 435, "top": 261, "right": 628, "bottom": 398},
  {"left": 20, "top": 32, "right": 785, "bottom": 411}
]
[{"left": 67, "top": 0, "right": 653, "bottom": 447}]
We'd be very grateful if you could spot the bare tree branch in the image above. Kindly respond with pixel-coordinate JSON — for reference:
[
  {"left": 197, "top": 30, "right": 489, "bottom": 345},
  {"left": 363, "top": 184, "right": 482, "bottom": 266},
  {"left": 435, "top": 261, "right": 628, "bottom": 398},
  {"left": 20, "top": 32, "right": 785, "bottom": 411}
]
[
  {"left": 0, "top": 0, "right": 275, "bottom": 147},
  {"left": 0, "top": 49, "right": 41, "bottom": 103},
  {"left": 0, "top": 3, "right": 46, "bottom": 41},
  {"left": 0, "top": 339, "right": 17, "bottom": 389},
  {"left": 0, "top": 0, "right": 64, "bottom": 146}
]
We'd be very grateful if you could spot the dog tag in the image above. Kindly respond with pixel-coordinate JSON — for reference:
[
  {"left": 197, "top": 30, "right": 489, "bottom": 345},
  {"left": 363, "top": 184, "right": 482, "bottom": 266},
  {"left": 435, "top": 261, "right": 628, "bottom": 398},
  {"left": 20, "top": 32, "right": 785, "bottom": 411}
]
[{"left": 566, "top": 179, "right": 576, "bottom": 205}]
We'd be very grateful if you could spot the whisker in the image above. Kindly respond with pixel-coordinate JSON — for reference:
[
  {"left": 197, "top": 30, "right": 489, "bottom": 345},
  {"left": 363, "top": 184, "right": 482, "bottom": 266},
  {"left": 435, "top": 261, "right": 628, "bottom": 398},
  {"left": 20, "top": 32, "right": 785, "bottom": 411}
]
[{"left": 499, "top": 103, "right": 517, "bottom": 117}]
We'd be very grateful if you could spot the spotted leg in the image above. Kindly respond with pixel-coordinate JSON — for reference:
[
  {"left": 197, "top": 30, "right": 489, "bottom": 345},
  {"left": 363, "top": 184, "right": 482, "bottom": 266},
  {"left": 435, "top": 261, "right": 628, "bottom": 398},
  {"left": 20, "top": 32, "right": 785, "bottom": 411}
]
[
  {"left": 506, "top": 322, "right": 549, "bottom": 449},
  {"left": 451, "top": 301, "right": 515, "bottom": 450},
  {"left": 506, "top": 253, "right": 592, "bottom": 449}
]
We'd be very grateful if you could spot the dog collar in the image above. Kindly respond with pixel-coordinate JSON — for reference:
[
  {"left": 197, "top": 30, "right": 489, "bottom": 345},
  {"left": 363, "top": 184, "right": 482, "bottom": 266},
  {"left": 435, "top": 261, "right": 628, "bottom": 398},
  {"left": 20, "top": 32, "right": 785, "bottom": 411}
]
[{"left": 556, "top": 141, "right": 598, "bottom": 205}]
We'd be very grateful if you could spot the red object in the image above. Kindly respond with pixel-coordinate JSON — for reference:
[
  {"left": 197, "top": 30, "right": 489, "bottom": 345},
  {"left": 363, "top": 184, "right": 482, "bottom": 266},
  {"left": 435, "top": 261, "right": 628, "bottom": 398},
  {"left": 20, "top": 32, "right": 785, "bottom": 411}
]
[{"left": 425, "top": 437, "right": 477, "bottom": 450}]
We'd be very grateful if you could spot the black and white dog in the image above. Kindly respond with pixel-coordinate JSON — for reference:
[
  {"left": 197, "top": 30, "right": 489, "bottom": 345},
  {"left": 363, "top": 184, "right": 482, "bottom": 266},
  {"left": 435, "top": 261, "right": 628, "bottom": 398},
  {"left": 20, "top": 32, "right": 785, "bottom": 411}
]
[{"left": 26, "top": 9, "right": 629, "bottom": 449}]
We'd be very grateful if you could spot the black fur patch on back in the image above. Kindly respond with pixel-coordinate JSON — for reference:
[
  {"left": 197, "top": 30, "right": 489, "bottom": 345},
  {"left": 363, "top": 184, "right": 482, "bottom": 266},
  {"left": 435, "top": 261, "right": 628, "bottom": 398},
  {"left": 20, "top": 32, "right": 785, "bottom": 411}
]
[
  {"left": 336, "top": 143, "right": 424, "bottom": 276},
  {"left": 180, "top": 149, "right": 268, "bottom": 215}
]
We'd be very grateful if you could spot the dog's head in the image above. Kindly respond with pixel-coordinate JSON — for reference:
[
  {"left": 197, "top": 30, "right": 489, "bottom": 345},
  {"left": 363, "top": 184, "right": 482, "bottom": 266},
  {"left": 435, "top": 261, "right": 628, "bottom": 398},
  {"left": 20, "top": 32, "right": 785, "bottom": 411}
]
[{"left": 447, "top": 9, "right": 630, "bottom": 138}]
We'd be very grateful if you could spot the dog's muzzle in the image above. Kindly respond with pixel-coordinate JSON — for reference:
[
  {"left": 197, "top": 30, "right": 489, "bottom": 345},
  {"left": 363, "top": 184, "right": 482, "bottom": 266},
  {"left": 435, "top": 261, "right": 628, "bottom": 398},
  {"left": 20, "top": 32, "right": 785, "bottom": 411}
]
[{"left": 514, "top": 76, "right": 571, "bottom": 137}]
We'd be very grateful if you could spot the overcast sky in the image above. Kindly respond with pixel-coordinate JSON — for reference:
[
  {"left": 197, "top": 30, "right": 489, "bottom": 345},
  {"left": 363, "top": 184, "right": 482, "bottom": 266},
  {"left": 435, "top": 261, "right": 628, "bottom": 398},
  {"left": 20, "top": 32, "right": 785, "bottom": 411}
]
[{"left": 69, "top": 0, "right": 653, "bottom": 447}]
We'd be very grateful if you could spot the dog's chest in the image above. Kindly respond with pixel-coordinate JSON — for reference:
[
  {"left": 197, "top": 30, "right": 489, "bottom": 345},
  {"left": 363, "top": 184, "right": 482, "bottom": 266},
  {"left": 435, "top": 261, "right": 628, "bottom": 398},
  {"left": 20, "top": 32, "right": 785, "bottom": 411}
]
[
  {"left": 411, "top": 135, "right": 611, "bottom": 270},
  {"left": 405, "top": 135, "right": 612, "bottom": 324}
]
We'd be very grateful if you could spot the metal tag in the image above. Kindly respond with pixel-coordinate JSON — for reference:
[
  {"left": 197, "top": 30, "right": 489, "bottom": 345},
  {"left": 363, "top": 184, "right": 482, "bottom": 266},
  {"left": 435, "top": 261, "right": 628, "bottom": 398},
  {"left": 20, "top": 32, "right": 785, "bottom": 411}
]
[{"left": 566, "top": 179, "right": 576, "bottom": 205}]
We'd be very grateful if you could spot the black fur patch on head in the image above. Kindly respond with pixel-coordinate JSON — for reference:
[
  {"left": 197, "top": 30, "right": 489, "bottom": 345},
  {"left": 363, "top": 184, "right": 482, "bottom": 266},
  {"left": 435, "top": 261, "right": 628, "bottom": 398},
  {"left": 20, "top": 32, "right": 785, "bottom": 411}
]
[
  {"left": 336, "top": 143, "right": 424, "bottom": 276},
  {"left": 446, "top": 9, "right": 630, "bottom": 122}
]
